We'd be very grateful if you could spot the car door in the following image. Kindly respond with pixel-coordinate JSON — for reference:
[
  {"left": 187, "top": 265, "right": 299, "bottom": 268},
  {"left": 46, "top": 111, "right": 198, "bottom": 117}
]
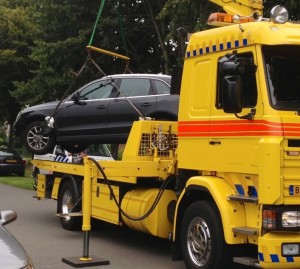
[
  {"left": 55, "top": 79, "right": 116, "bottom": 140},
  {"left": 152, "top": 79, "right": 179, "bottom": 119},
  {"left": 107, "top": 77, "right": 157, "bottom": 138}
]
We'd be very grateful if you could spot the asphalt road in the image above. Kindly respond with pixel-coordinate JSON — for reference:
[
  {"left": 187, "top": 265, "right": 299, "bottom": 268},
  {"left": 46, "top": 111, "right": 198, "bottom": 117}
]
[
  {"left": 0, "top": 184, "right": 185, "bottom": 269},
  {"left": 0, "top": 183, "right": 255, "bottom": 269}
]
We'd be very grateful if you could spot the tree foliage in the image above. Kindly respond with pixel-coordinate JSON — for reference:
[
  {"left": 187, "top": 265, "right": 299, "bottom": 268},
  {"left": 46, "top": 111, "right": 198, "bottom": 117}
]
[
  {"left": 0, "top": 0, "right": 36, "bottom": 143},
  {"left": 1, "top": 0, "right": 300, "bottom": 147}
]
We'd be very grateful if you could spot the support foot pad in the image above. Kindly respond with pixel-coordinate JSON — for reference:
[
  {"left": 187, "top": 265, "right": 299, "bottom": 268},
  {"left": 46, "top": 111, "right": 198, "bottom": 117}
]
[{"left": 62, "top": 255, "right": 110, "bottom": 268}]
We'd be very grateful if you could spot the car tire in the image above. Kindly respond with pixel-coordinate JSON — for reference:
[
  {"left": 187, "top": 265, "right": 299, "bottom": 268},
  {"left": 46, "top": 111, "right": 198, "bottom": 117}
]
[
  {"left": 57, "top": 179, "right": 82, "bottom": 231},
  {"left": 18, "top": 171, "right": 25, "bottom": 177},
  {"left": 62, "top": 144, "right": 88, "bottom": 154},
  {"left": 22, "top": 120, "right": 55, "bottom": 155}
]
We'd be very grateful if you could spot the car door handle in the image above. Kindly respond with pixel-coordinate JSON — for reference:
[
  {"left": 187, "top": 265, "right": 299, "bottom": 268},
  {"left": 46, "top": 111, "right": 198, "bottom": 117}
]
[
  {"left": 97, "top": 105, "right": 106, "bottom": 109},
  {"left": 141, "top": 102, "right": 151, "bottom": 107}
]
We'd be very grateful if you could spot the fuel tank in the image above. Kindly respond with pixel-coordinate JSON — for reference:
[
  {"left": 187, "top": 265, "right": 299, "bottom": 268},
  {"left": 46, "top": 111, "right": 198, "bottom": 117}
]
[{"left": 121, "top": 188, "right": 177, "bottom": 238}]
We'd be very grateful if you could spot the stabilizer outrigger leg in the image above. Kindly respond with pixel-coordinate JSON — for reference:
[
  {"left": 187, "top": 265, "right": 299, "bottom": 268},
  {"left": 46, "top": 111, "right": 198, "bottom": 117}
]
[{"left": 62, "top": 158, "right": 110, "bottom": 268}]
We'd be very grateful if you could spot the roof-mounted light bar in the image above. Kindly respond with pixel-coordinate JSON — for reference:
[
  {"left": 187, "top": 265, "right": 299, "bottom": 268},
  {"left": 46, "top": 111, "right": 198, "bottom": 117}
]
[
  {"left": 207, "top": 5, "right": 289, "bottom": 27},
  {"left": 207, "top": 12, "right": 255, "bottom": 27}
]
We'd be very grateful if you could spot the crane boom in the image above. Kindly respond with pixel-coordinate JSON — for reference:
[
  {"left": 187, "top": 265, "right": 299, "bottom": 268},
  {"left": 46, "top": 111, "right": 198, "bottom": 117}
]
[{"left": 209, "top": 0, "right": 264, "bottom": 16}]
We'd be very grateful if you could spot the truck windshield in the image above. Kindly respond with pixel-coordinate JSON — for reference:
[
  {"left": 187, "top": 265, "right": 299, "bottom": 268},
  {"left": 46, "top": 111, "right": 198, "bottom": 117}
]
[{"left": 263, "top": 45, "right": 300, "bottom": 111}]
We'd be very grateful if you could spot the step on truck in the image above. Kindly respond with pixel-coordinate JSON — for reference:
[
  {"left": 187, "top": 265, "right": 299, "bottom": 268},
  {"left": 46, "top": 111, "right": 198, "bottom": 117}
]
[{"left": 32, "top": 1, "right": 300, "bottom": 268}]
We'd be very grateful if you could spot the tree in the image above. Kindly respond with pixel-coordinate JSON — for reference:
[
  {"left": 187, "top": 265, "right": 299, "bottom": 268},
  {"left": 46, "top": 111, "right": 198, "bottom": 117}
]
[
  {"left": 11, "top": 0, "right": 102, "bottom": 106},
  {"left": 0, "top": 0, "right": 36, "bottom": 145},
  {"left": 159, "top": 0, "right": 216, "bottom": 67},
  {"left": 12, "top": 0, "right": 176, "bottom": 107},
  {"left": 7, "top": 0, "right": 300, "bottom": 120}
]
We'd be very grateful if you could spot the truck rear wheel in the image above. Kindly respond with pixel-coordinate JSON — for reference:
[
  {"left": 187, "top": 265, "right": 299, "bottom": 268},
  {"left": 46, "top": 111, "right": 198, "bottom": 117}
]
[
  {"left": 181, "top": 201, "right": 233, "bottom": 269},
  {"left": 57, "top": 180, "right": 82, "bottom": 231}
]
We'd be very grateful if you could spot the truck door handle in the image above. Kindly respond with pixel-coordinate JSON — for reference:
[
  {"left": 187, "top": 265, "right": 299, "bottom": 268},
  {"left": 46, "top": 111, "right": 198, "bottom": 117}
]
[{"left": 209, "top": 141, "right": 221, "bottom": 145}]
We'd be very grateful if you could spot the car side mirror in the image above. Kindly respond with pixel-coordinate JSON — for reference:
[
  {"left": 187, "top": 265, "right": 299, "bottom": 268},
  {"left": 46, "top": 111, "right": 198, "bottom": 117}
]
[
  {"left": 0, "top": 210, "right": 17, "bottom": 226},
  {"left": 222, "top": 75, "right": 242, "bottom": 113},
  {"left": 71, "top": 92, "right": 86, "bottom": 105},
  {"left": 71, "top": 92, "right": 80, "bottom": 103}
]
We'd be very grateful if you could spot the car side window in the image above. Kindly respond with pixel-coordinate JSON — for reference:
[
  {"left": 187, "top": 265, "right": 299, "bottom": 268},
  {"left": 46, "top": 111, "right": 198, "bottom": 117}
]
[
  {"left": 153, "top": 80, "right": 170, "bottom": 94},
  {"left": 79, "top": 81, "right": 114, "bottom": 100},
  {"left": 119, "top": 78, "right": 151, "bottom": 97}
]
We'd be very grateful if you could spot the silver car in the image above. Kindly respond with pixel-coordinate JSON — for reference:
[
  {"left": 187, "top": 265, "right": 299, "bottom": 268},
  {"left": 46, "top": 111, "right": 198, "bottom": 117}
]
[{"left": 0, "top": 210, "right": 34, "bottom": 269}]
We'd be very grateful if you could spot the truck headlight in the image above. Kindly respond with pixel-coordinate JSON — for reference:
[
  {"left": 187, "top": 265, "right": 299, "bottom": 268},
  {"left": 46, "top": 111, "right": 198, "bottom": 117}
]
[
  {"left": 282, "top": 243, "right": 300, "bottom": 256},
  {"left": 270, "top": 5, "right": 289, "bottom": 24},
  {"left": 282, "top": 211, "right": 300, "bottom": 228},
  {"left": 263, "top": 206, "right": 300, "bottom": 231}
]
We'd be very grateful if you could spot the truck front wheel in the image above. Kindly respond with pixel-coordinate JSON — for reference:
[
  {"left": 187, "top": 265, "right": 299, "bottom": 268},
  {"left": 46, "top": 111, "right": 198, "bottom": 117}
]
[
  {"left": 57, "top": 180, "right": 82, "bottom": 231},
  {"left": 181, "top": 201, "right": 233, "bottom": 269}
]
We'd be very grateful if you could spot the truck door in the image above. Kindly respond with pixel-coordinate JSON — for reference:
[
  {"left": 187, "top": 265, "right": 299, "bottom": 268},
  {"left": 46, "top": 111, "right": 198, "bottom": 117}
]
[
  {"left": 209, "top": 49, "right": 261, "bottom": 173},
  {"left": 177, "top": 55, "right": 213, "bottom": 171}
]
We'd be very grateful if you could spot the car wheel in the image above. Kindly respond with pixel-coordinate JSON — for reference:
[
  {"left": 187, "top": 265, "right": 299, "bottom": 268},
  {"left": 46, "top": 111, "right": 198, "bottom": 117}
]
[
  {"left": 62, "top": 144, "right": 88, "bottom": 154},
  {"left": 22, "top": 120, "right": 55, "bottom": 155},
  {"left": 181, "top": 201, "right": 233, "bottom": 269},
  {"left": 57, "top": 180, "right": 82, "bottom": 230}
]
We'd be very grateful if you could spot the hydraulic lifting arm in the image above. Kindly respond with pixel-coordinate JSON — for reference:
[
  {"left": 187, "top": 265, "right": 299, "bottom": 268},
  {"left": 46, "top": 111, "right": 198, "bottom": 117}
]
[{"left": 209, "top": 0, "right": 264, "bottom": 16}]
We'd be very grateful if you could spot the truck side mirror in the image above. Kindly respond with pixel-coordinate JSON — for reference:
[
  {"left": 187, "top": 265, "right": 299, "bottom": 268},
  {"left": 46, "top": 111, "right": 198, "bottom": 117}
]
[
  {"left": 222, "top": 61, "right": 245, "bottom": 75},
  {"left": 222, "top": 75, "right": 242, "bottom": 113},
  {"left": 0, "top": 210, "right": 17, "bottom": 226}
]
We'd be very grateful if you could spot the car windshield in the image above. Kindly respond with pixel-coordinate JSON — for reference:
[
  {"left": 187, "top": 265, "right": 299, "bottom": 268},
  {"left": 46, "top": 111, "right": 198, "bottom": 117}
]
[
  {"left": 86, "top": 144, "right": 112, "bottom": 157},
  {"left": 263, "top": 45, "right": 300, "bottom": 111},
  {"left": 0, "top": 149, "right": 17, "bottom": 157}
]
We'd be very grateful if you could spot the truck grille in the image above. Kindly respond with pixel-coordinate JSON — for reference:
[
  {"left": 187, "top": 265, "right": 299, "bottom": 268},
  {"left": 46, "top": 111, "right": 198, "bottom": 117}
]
[{"left": 282, "top": 139, "right": 300, "bottom": 203}]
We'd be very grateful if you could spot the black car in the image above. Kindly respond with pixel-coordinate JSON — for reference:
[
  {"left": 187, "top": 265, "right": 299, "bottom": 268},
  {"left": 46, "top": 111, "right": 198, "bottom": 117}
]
[
  {"left": 13, "top": 74, "right": 178, "bottom": 155},
  {"left": 0, "top": 148, "right": 26, "bottom": 176}
]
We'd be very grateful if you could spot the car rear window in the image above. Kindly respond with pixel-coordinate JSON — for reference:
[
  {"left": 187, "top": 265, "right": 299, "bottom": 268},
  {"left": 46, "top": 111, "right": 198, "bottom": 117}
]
[
  {"left": 119, "top": 78, "right": 151, "bottom": 97},
  {"left": 154, "top": 80, "right": 170, "bottom": 94}
]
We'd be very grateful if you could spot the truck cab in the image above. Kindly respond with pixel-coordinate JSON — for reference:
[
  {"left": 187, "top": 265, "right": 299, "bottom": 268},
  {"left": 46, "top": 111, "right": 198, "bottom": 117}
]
[{"left": 176, "top": 7, "right": 300, "bottom": 268}]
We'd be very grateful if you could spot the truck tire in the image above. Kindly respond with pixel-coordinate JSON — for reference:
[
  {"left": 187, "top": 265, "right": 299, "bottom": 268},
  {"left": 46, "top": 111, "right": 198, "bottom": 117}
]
[
  {"left": 181, "top": 201, "right": 233, "bottom": 269},
  {"left": 57, "top": 180, "right": 82, "bottom": 231},
  {"left": 22, "top": 120, "right": 55, "bottom": 155},
  {"left": 32, "top": 167, "right": 39, "bottom": 190}
]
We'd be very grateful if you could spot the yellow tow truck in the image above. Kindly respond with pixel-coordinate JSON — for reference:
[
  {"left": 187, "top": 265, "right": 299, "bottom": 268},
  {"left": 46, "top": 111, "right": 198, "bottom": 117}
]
[{"left": 33, "top": 1, "right": 300, "bottom": 268}]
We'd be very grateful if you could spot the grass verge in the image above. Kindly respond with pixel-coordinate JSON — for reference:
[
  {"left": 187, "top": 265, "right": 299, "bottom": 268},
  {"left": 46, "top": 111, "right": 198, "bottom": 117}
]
[
  {"left": 0, "top": 165, "right": 34, "bottom": 190},
  {"left": 0, "top": 177, "right": 34, "bottom": 190}
]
